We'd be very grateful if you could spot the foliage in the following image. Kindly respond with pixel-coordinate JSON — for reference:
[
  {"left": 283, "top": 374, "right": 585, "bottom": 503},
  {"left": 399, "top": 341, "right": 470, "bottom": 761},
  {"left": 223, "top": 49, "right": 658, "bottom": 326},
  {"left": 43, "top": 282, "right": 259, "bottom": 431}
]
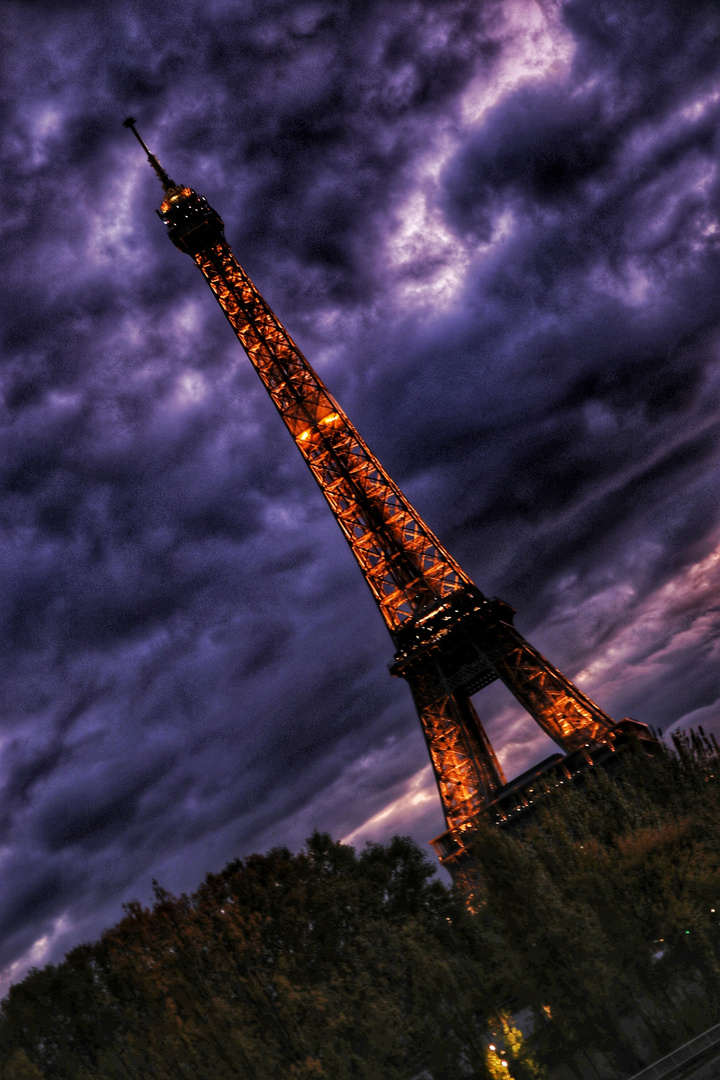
[
  {"left": 0, "top": 834, "right": 498, "bottom": 1079},
  {"left": 468, "top": 728, "right": 720, "bottom": 1076},
  {"left": 1, "top": 729, "right": 718, "bottom": 1079},
  {"left": 485, "top": 1012, "right": 546, "bottom": 1080}
]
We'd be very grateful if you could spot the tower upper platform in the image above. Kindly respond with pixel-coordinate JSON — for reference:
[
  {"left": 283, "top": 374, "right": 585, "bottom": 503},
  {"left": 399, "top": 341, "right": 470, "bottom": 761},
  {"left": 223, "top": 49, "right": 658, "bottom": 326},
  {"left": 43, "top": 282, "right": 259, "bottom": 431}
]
[{"left": 123, "top": 117, "right": 225, "bottom": 255}]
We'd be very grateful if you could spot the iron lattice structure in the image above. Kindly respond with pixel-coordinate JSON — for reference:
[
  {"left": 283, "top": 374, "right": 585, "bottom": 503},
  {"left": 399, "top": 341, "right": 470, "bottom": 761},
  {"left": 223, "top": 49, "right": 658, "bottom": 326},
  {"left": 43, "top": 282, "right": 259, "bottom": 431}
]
[{"left": 126, "top": 121, "right": 637, "bottom": 858}]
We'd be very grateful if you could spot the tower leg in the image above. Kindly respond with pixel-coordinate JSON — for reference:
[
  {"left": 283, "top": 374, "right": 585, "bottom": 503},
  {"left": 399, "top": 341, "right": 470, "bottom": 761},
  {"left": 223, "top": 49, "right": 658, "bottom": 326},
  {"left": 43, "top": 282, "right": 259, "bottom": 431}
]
[
  {"left": 453, "top": 693, "right": 506, "bottom": 790},
  {"left": 409, "top": 674, "right": 506, "bottom": 834},
  {"left": 486, "top": 622, "right": 615, "bottom": 751}
]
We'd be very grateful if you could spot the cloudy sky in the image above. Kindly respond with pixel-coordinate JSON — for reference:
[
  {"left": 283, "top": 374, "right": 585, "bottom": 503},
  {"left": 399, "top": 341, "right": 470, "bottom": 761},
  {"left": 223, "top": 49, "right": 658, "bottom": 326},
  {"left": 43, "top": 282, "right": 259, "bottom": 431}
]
[{"left": 2, "top": 0, "right": 720, "bottom": 990}]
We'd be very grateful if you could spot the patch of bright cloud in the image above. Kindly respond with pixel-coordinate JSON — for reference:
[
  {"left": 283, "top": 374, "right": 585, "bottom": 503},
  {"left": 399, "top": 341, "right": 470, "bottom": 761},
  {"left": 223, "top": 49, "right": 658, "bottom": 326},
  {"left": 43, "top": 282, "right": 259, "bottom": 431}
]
[
  {"left": 0, "top": 913, "right": 71, "bottom": 999},
  {"left": 87, "top": 165, "right": 146, "bottom": 267},
  {"left": 341, "top": 764, "right": 438, "bottom": 847},
  {"left": 460, "top": 0, "right": 574, "bottom": 126},
  {"left": 25, "top": 102, "right": 64, "bottom": 168},
  {"left": 385, "top": 0, "right": 572, "bottom": 310},
  {"left": 575, "top": 535, "right": 720, "bottom": 708},
  {"left": 172, "top": 370, "right": 208, "bottom": 407},
  {"left": 680, "top": 86, "right": 720, "bottom": 123}
]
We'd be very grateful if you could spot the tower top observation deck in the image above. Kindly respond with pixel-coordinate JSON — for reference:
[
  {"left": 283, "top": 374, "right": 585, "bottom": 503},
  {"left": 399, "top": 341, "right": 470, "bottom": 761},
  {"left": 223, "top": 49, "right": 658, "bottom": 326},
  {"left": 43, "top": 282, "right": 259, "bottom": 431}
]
[{"left": 124, "top": 118, "right": 224, "bottom": 256}]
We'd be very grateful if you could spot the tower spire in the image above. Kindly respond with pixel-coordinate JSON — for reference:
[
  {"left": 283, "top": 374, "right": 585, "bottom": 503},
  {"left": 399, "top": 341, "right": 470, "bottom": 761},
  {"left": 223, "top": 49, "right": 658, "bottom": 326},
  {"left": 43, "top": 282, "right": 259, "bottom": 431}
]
[{"left": 123, "top": 117, "right": 176, "bottom": 191}]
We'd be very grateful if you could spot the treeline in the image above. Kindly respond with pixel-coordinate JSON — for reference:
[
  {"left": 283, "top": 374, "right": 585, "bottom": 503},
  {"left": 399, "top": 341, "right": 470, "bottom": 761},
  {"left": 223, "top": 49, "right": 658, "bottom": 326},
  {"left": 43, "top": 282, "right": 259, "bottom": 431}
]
[
  {"left": 1, "top": 730, "right": 720, "bottom": 1080},
  {"left": 469, "top": 727, "right": 720, "bottom": 1077},
  {"left": 0, "top": 834, "right": 517, "bottom": 1080}
]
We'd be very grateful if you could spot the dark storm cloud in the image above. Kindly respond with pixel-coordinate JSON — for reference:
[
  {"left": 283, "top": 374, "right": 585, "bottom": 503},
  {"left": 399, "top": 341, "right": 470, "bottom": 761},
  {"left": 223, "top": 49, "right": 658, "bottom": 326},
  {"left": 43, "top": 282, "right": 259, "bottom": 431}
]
[
  {"left": 1, "top": 0, "right": 720, "bottom": 990},
  {"left": 413, "top": 0, "right": 720, "bottom": 741}
]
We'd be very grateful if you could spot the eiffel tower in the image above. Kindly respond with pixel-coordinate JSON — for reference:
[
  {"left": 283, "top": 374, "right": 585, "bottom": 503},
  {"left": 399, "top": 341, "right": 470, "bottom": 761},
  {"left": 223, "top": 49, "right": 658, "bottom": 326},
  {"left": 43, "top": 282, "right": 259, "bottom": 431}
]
[{"left": 124, "top": 120, "right": 653, "bottom": 886}]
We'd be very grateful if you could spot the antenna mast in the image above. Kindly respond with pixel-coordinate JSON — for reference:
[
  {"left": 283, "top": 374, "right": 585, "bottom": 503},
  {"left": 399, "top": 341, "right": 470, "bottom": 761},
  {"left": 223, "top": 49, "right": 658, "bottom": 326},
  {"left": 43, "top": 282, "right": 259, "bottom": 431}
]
[{"left": 123, "top": 117, "right": 176, "bottom": 191}]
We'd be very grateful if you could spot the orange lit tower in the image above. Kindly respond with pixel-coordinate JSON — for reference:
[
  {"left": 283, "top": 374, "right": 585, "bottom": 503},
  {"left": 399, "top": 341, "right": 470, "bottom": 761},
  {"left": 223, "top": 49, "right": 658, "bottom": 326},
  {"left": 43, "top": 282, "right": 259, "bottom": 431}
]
[{"left": 125, "top": 120, "right": 652, "bottom": 880}]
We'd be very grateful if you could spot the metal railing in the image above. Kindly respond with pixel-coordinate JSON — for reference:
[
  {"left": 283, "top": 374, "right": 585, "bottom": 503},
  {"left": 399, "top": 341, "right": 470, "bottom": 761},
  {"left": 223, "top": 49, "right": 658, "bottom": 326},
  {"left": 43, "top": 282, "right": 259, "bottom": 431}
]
[{"left": 626, "top": 1020, "right": 720, "bottom": 1079}]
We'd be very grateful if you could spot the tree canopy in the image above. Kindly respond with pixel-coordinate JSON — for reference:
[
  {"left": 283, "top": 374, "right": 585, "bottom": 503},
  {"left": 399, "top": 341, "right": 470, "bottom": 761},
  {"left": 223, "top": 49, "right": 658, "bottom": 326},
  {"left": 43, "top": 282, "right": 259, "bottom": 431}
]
[
  {"left": 468, "top": 728, "right": 720, "bottom": 1076},
  {"left": 1, "top": 730, "right": 719, "bottom": 1079}
]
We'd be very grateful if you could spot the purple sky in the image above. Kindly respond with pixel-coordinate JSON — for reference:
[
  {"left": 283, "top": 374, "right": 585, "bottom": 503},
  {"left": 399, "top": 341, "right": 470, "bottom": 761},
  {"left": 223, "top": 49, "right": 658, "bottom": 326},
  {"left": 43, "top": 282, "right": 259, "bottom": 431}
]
[{"left": 2, "top": 0, "right": 720, "bottom": 992}]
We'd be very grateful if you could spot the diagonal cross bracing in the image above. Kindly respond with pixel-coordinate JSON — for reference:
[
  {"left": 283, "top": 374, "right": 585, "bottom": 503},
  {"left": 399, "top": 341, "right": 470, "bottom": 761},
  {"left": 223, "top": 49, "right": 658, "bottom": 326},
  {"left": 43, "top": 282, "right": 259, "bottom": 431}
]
[
  {"left": 123, "top": 139, "right": 648, "bottom": 853},
  {"left": 195, "top": 242, "right": 471, "bottom": 635}
]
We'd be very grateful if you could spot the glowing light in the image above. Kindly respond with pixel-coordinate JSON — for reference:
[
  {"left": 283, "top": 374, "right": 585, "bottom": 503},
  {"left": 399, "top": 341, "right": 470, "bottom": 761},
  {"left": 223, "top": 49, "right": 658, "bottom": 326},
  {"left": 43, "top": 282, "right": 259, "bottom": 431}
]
[
  {"left": 320, "top": 412, "right": 340, "bottom": 425},
  {"left": 160, "top": 187, "right": 193, "bottom": 213},
  {"left": 298, "top": 428, "right": 312, "bottom": 442}
]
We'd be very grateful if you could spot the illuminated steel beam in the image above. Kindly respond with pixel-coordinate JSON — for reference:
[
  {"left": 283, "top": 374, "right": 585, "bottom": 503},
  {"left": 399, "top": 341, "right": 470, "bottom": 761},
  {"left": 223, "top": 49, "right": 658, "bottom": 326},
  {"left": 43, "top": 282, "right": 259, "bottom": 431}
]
[
  {"left": 191, "top": 238, "right": 470, "bottom": 633},
  {"left": 126, "top": 122, "right": 629, "bottom": 846}
]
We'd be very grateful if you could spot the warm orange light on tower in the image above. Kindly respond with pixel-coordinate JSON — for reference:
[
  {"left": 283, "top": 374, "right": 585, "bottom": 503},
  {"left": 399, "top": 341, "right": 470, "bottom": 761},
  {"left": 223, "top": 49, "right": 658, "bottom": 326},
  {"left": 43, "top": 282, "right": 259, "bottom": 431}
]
[{"left": 125, "top": 120, "right": 652, "bottom": 866}]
